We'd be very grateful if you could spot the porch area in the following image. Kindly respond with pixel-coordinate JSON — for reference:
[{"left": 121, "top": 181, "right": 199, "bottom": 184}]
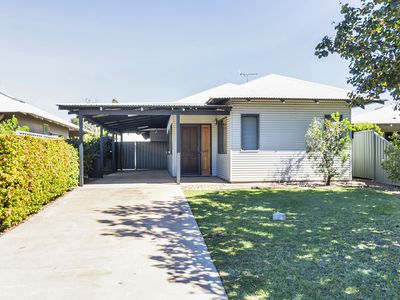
[{"left": 57, "top": 102, "right": 231, "bottom": 185}]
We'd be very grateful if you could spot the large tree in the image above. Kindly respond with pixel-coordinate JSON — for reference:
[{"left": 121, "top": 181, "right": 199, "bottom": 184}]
[{"left": 315, "top": 0, "right": 400, "bottom": 107}]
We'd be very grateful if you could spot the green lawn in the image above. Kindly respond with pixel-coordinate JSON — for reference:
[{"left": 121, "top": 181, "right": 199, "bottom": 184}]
[{"left": 185, "top": 188, "right": 400, "bottom": 300}]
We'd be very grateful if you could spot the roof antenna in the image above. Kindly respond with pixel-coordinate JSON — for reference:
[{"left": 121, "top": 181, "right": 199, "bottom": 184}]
[{"left": 238, "top": 70, "right": 258, "bottom": 83}]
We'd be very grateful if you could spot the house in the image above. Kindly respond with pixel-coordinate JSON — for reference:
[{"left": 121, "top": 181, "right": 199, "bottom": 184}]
[
  {"left": 58, "top": 74, "right": 352, "bottom": 185},
  {"left": 167, "top": 74, "right": 352, "bottom": 182},
  {"left": 0, "top": 91, "right": 79, "bottom": 138},
  {"left": 352, "top": 104, "right": 400, "bottom": 139}
]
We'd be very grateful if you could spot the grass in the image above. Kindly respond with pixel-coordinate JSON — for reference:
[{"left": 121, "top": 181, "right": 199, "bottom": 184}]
[{"left": 185, "top": 188, "right": 400, "bottom": 300}]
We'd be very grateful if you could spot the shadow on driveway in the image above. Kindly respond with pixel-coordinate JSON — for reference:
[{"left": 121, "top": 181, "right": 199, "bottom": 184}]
[{"left": 97, "top": 195, "right": 226, "bottom": 298}]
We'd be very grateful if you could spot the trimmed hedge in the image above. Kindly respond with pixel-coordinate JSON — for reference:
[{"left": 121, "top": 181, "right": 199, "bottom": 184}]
[
  {"left": 0, "top": 135, "right": 79, "bottom": 230},
  {"left": 351, "top": 122, "right": 384, "bottom": 136}
]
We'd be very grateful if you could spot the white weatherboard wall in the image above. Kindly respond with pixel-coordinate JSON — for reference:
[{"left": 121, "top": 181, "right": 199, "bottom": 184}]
[
  {"left": 166, "top": 115, "right": 225, "bottom": 178},
  {"left": 216, "top": 116, "right": 231, "bottom": 181},
  {"left": 229, "top": 100, "right": 351, "bottom": 182}
]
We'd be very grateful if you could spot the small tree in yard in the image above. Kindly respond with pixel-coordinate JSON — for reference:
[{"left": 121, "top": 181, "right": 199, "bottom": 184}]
[
  {"left": 306, "top": 112, "right": 351, "bottom": 185},
  {"left": 382, "top": 132, "right": 400, "bottom": 182},
  {"left": 0, "top": 115, "right": 29, "bottom": 134}
]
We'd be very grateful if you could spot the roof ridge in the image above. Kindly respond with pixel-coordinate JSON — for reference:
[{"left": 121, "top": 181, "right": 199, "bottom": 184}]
[
  {"left": 244, "top": 73, "right": 350, "bottom": 92},
  {"left": 0, "top": 90, "right": 26, "bottom": 103}
]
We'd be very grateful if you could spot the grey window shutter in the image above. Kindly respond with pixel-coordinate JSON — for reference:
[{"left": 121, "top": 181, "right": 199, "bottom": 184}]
[{"left": 241, "top": 115, "right": 259, "bottom": 150}]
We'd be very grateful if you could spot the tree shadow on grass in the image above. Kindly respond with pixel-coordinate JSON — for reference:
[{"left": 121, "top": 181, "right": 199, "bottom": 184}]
[
  {"left": 186, "top": 188, "right": 400, "bottom": 299},
  {"left": 96, "top": 196, "right": 227, "bottom": 299}
]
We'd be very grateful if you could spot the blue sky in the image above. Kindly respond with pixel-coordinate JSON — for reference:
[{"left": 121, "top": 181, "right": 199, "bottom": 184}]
[{"left": 0, "top": 1, "right": 360, "bottom": 118}]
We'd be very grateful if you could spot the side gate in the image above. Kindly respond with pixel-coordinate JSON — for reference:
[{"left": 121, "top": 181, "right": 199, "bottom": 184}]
[
  {"left": 352, "top": 130, "right": 399, "bottom": 186},
  {"left": 116, "top": 141, "right": 167, "bottom": 170}
]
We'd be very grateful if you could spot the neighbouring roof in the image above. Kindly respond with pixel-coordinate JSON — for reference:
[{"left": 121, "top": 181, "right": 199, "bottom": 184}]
[
  {"left": 208, "top": 74, "right": 353, "bottom": 103},
  {"left": 353, "top": 105, "right": 400, "bottom": 124},
  {"left": 0, "top": 91, "right": 79, "bottom": 131}
]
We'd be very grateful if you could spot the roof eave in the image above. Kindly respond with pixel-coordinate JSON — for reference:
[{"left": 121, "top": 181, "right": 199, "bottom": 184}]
[
  {"left": 206, "top": 97, "right": 385, "bottom": 105},
  {"left": 207, "top": 97, "right": 352, "bottom": 105}
]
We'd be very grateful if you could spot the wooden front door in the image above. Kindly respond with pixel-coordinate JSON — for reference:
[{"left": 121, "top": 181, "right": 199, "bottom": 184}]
[
  {"left": 201, "top": 125, "right": 211, "bottom": 176},
  {"left": 181, "top": 126, "right": 200, "bottom": 174}
]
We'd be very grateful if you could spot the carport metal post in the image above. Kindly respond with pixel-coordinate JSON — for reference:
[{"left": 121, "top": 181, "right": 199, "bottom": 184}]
[
  {"left": 176, "top": 113, "right": 181, "bottom": 184},
  {"left": 134, "top": 141, "right": 137, "bottom": 170},
  {"left": 112, "top": 133, "right": 116, "bottom": 172},
  {"left": 120, "top": 133, "right": 124, "bottom": 171},
  {"left": 78, "top": 111, "right": 84, "bottom": 187},
  {"left": 99, "top": 126, "right": 104, "bottom": 178}
]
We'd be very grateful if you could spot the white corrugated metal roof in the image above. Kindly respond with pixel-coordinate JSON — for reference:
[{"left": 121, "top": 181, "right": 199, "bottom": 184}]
[
  {"left": 0, "top": 91, "right": 79, "bottom": 130},
  {"left": 352, "top": 105, "right": 400, "bottom": 124},
  {"left": 208, "top": 74, "right": 352, "bottom": 102},
  {"left": 176, "top": 83, "right": 239, "bottom": 104}
]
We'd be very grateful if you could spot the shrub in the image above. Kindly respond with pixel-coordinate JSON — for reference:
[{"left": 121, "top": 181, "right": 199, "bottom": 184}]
[
  {"left": 0, "top": 135, "right": 78, "bottom": 230},
  {"left": 306, "top": 112, "right": 351, "bottom": 185},
  {"left": 351, "top": 123, "right": 384, "bottom": 136},
  {"left": 68, "top": 135, "right": 112, "bottom": 177},
  {"left": 382, "top": 132, "right": 400, "bottom": 183}
]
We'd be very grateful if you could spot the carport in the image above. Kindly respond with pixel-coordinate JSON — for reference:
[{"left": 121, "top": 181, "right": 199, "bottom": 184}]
[{"left": 57, "top": 103, "right": 230, "bottom": 186}]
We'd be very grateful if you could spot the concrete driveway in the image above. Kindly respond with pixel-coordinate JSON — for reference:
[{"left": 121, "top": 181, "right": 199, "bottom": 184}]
[{"left": 0, "top": 170, "right": 227, "bottom": 300}]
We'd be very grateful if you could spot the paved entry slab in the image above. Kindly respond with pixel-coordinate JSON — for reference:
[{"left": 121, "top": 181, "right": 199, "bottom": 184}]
[{"left": 0, "top": 171, "right": 227, "bottom": 300}]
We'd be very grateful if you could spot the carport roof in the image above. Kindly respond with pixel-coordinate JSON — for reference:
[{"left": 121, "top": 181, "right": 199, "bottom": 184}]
[{"left": 57, "top": 102, "right": 231, "bottom": 133}]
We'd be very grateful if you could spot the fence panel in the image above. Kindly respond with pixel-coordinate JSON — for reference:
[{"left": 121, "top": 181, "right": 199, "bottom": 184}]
[
  {"left": 116, "top": 141, "right": 167, "bottom": 170},
  {"left": 352, "top": 131, "right": 375, "bottom": 179},
  {"left": 117, "top": 142, "right": 136, "bottom": 169},
  {"left": 374, "top": 134, "right": 394, "bottom": 185},
  {"left": 352, "top": 130, "right": 399, "bottom": 186},
  {"left": 136, "top": 141, "right": 167, "bottom": 169}
]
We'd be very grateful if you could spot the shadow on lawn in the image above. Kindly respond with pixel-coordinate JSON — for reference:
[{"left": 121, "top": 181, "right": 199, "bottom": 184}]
[
  {"left": 96, "top": 196, "right": 226, "bottom": 299},
  {"left": 186, "top": 188, "right": 400, "bottom": 299}
]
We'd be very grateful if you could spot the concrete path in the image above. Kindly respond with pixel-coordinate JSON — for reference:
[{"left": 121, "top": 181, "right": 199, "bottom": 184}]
[{"left": 0, "top": 171, "right": 227, "bottom": 300}]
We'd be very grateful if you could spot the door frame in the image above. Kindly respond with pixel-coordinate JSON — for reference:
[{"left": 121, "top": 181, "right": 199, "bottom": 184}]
[{"left": 180, "top": 123, "right": 212, "bottom": 176}]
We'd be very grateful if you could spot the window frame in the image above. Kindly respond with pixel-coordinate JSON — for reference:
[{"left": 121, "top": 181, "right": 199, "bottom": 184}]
[
  {"left": 217, "top": 118, "right": 227, "bottom": 154},
  {"left": 241, "top": 114, "right": 260, "bottom": 151},
  {"left": 324, "top": 114, "right": 343, "bottom": 121},
  {"left": 43, "top": 123, "right": 49, "bottom": 135}
]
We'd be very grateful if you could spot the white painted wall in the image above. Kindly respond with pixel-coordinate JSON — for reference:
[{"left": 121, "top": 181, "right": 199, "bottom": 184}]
[
  {"left": 229, "top": 100, "right": 351, "bottom": 182},
  {"left": 167, "top": 117, "right": 174, "bottom": 175},
  {"left": 216, "top": 116, "right": 231, "bottom": 181}
]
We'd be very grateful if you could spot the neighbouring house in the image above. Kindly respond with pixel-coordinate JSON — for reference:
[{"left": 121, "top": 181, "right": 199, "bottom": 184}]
[
  {"left": 0, "top": 91, "right": 79, "bottom": 138},
  {"left": 352, "top": 104, "right": 400, "bottom": 139},
  {"left": 58, "top": 74, "right": 354, "bottom": 185}
]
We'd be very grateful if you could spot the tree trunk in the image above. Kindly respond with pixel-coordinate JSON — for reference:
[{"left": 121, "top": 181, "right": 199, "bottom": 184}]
[{"left": 326, "top": 175, "right": 332, "bottom": 186}]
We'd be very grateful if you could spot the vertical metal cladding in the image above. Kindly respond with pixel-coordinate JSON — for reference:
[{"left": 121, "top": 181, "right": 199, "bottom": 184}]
[
  {"left": 352, "top": 130, "right": 399, "bottom": 186},
  {"left": 117, "top": 141, "right": 167, "bottom": 170}
]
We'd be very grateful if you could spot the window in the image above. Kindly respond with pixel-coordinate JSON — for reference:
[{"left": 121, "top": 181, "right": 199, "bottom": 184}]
[
  {"left": 43, "top": 124, "right": 49, "bottom": 135},
  {"left": 167, "top": 126, "right": 172, "bottom": 154},
  {"left": 324, "top": 114, "right": 344, "bottom": 130},
  {"left": 324, "top": 114, "right": 343, "bottom": 121},
  {"left": 218, "top": 118, "right": 227, "bottom": 154},
  {"left": 241, "top": 114, "right": 259, "bottom": 150}
]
